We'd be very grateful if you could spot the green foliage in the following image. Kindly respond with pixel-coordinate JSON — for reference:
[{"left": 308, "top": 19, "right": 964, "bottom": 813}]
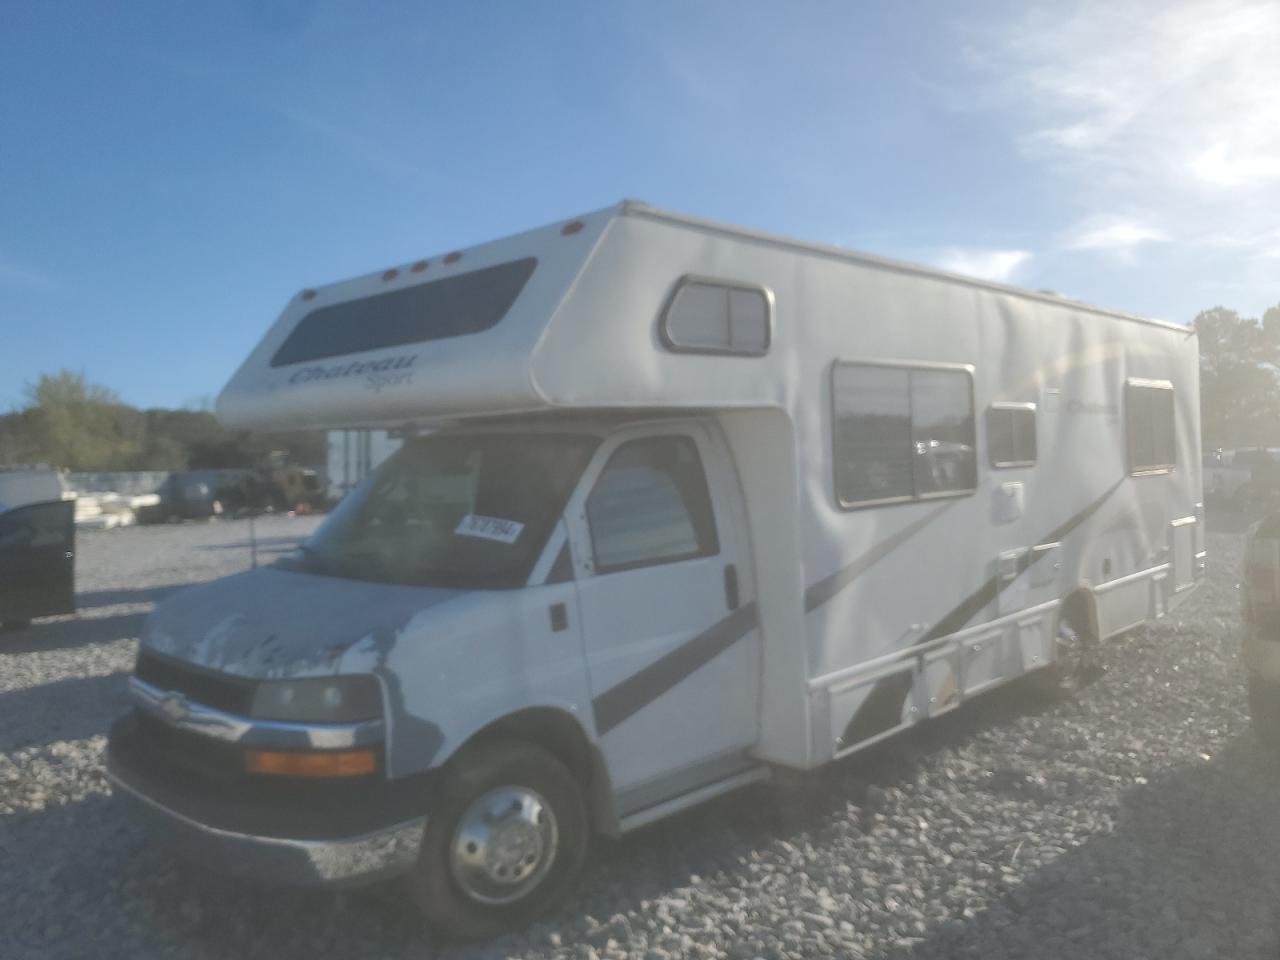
[
  {"left": 0, "top": 370, "right": 324, "bottom": 470},
  {"left": 1195, "top": 305, "right": 1280, "bottom": 449}
]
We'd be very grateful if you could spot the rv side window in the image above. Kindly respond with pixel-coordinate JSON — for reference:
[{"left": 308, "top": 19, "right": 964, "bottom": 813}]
[
  {"left": 833, "top": 362, "right": 976, "bottom": 508},
  {"left": 661, "top": 278, "right": 771, "bottom": 356},
  {"left": 587, "top": 435, "right": 719, "bottom": 573},
  {"left": 987, "top": 403, "right": 1037, "bottom": 467},
  {"left": 1126, "top": 380, "right": 1176, "bottom": 473}
]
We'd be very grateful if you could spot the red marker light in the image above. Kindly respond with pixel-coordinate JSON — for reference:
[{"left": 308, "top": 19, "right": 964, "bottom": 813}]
[
  {"left": 382, "top": 268, "right": 399, "bottom": 282},
  {"left": 300, "top": 289, "right": 316, "bottom": 301},
  {"left": 561, "top": 220, "right": 584, "bottom": 236},
  {"left": 443, "top": 251, "right": 461, "bottom": 264},
  {"left": 411, "top": 260, "right": 428, "bottom": 273}
]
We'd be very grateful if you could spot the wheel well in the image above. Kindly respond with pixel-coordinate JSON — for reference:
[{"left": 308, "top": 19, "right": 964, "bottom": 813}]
[
  {"left": 462, "top": 708, "right": 591, "bottom": 783},
  {"left": 453, "top": 707, "right": 618, "bottom": 835}
]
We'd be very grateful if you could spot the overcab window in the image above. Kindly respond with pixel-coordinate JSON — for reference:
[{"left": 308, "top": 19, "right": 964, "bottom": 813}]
[
  {"left": 833, "top": 362, "right": 977, "bottom": 508},
  {"left": 270, "top": 257, "right": 537, "bottom": 367}
]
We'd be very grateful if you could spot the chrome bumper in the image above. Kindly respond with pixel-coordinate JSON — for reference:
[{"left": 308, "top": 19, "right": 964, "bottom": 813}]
[{"left": 109, "top": 770, "right": 425, "bottom": 887}]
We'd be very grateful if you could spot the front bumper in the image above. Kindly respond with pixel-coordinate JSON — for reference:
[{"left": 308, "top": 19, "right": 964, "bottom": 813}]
[
  {"left": 109, "top": 771, "right": 424, "bottom": 886},
  {"left": 107, "top": 711, "right": 432, "bottom": 888}
]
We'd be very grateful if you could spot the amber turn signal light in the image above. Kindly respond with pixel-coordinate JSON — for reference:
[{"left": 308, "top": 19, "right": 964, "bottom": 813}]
[{"left": 244, "top": 749, "right": 376, "bottom": 778}]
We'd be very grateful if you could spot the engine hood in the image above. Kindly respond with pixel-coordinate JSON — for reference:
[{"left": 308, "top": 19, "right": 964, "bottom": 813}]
[{"left": 142, "top": 566, "right": 465, "bottom": 679}]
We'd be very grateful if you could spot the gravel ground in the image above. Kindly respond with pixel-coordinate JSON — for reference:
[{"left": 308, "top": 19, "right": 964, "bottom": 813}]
[{"left": 2, "top": 512, "right": 1278, "bottom": 959}]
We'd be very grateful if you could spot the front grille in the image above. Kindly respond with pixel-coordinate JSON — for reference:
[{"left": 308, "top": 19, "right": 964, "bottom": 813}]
[
  {"left": 132, "top": 709, "right": 246, "bottom": 782},
  {"left": 135, "top": 650, "right": 256, "bottom": 716}
]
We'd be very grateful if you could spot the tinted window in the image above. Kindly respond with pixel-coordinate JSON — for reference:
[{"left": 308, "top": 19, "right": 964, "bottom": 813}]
[
  {"left": 270, "top": 257, "right": 537, "bottom": 367},
  {"left": 833, "top": 365, "right": 913, "bottom": 504},
  {"left": 911, "top": 369, "right": 978, "bottom": 494},
  {"left": 988, "top": 405, "right": 1038, "bottom": 467},
  {"left": 587, "top": 436, "right": 719, "bottom": 572},
  {"left": 1127, "top": 382, "right": 1176, "bottom": 472},
  {"left": 833, "top": 362, "right": 976, "bottom": 507},
  {"left": 662, "top": 279, "right": 770, "bottom": 355}
]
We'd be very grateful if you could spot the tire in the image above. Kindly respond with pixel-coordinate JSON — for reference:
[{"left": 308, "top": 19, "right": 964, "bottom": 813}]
[
  {"left": 405, "top": 738, "right": 588, "bottom": 942},
  {"left": 1027, "top": 611, "right": 1098, "bottom": 700},
  {"left": 1248, "top": 675, "right": 1280, "bottom": 752}
]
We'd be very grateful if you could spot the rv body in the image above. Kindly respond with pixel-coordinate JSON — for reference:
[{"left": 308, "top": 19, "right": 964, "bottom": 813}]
[{"left": 107, "top": 203, "right": 1203, "bottom": 932}]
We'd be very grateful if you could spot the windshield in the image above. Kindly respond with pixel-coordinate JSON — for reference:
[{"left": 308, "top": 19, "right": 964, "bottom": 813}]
[{"left": 290, "top": 432, "right": 597, "bottom": 589}]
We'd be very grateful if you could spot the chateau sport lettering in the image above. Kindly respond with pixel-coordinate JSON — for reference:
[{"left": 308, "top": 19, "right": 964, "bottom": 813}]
[{"left": 288, "top": 353, "right": 417, "bottom": 393}]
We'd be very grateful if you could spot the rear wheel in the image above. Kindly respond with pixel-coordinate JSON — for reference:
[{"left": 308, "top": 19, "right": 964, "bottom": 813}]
[
  {"left": 1248, "top": 675, "right": 1280, "bottom": 752},
  {"left": 405, "top": 739, "right": 588, "bottom": 941},
  {"left": 1028, "top": 610, "right": 1097, "bottom": 699}
]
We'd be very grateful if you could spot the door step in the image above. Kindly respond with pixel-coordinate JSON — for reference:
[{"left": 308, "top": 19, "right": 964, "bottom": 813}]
[{"left": 617, "top": 766, "right": 770, "bottom": 833}]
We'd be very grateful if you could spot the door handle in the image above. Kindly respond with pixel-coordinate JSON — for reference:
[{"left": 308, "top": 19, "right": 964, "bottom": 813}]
[
  {"left": 549, "top": 602, "right": 568, "bottom": 632},
  {"left": 723, "top": 564, "right": 740, "bottom": 611}
]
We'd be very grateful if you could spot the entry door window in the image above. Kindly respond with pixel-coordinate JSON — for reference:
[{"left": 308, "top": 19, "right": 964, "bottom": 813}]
[{"left": 587, "top": 436, "right": 719, "bottom": 573}]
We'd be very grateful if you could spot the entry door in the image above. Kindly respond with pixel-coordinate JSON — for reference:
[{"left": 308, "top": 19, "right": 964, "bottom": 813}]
[
  {"left": 567, "top": 425, "right": 760, "bottom": 796},
  {"left": 0, "top": 500, "right": 75, "bottom": 622}
]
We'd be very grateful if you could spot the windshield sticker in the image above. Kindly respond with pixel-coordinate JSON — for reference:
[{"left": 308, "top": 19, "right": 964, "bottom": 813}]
[{"left": 455, "top": 514, "right": 525, "bottom": 544}]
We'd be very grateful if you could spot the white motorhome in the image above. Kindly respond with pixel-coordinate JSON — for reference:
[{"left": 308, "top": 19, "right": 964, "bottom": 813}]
[{"left": 107, "top": 202, "right": 1203, "bottom": 938}]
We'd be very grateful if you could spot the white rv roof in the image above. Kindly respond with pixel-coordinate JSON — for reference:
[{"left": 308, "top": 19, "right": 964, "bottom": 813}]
[{"left": 218, "top": 201, "right": 1187, "bottom": 433}]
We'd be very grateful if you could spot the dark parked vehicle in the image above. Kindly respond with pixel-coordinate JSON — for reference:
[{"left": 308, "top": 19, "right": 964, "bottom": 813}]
[
  {"left": 1242, "top": 516, "right": 1280, "bottom": 748},
  {"left": 156, "top": 475, "right": 224, "bottom": 522},
  {"left": 0, "top": 498, "right": 76, "bottom": 631}
]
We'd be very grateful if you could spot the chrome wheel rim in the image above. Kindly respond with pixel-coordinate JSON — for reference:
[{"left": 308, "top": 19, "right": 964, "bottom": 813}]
[{"left": 450, "top": 786, "right": 559, "bottom": 905}]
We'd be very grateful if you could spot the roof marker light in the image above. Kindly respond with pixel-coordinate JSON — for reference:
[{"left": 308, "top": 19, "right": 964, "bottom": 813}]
[
  {"left": 300, "top": 289, "right": 316, "bottom": 301},
  {"left": 443, "top": 251, "right": 462, "bottom": 264},
  {"left": 382, "top": 268, "right": 399, "bottom": 282},
  {"left": 561, "top": 220, "right": 584, "bottom": 236},
  {"left": 411, "top": 260, "right": 429, "bottom": 273}
]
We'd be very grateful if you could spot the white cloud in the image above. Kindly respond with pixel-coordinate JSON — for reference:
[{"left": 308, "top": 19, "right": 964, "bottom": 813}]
[
  {"left": 1067, "top": 220, "right": 1169, "bottom": 252},
  {"left": 935, "top": 248, "right": 1031, "bottom": 283},
  {"left": 1190, "top": 143, "right": 1280, "bottom": 187},
  {"left": 973, "top": 0, "right": 1280, "bottom": 264}
]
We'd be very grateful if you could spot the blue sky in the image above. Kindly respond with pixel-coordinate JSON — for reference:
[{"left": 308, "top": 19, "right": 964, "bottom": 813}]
[{"left": 3, "top": 1, "right": 1279, "bottom": 411}]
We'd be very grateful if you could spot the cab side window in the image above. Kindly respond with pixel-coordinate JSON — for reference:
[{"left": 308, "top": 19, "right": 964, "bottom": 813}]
[{"left": 587, "top": 436, "right": 719, "bottom": 573}]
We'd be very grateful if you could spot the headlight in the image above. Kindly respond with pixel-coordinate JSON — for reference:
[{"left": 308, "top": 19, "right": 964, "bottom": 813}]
[{"left": 250, "top": 676, "right": 382, "bottom": 724}]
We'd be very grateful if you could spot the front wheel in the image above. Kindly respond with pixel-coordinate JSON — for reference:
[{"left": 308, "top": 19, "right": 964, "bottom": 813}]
[
  {"left": 405, "top": 739, "right": 588, "bottom": 942},
  {"left": 1248, "top": 675, "right": 1280, "bottom": 752}
]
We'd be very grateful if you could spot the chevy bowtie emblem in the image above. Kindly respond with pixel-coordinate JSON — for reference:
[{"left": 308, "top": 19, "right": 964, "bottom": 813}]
[{"left": 159, "top": 692, "right": 190, "bottom": 723}]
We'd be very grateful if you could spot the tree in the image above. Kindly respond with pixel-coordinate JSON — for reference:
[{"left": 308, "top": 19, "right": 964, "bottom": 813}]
[
  {"left": 21, "top": 371, "right": 141, "bottom": 471},
  {"left": 0, "top": 369, "right": 325, "bottom": 471},
  {"left": 1194, "top": 306, "right": 1280, "bottom": 449}
]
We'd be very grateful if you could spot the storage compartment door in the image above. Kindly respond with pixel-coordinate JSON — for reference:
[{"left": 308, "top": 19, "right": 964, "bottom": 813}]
[{"left": 1170, "top": 516, "right": 1196, "bottom": 593}]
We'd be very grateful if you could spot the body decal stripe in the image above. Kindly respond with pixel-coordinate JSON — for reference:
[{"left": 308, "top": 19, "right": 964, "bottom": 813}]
[
  {"left": 592, "top": 602, "right": 759, "bottom": 736},
  {"left": 804, "top": 502, "right": 956, "bottom": 612},
  {"left": 840, "top": 478, "right": 1127, "bottom": 748}
]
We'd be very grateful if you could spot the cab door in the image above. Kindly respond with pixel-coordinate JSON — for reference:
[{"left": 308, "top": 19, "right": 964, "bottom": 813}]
[
  {"left": 565, "top": 423, "right": 761, "bottom": 800},
  {"left": 0, "top": 499, "right": 75, "bottom": 623}
]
